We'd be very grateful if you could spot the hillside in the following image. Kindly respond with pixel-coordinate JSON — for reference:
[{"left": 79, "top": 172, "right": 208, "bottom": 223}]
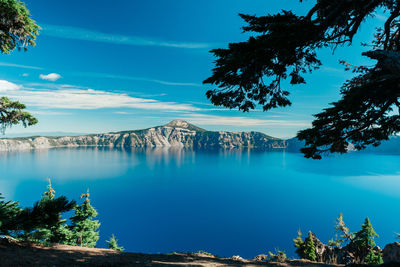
[
  {"left": 0, "top": 236, "right": 343, "bottom": 266},
  {"left": 0, "top": 120, "right": 289, "bottom": 152}
]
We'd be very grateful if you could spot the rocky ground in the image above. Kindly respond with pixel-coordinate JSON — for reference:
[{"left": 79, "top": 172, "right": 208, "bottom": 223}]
[{"left": 0, "top": 236, "right": 345, "bottom": 267}]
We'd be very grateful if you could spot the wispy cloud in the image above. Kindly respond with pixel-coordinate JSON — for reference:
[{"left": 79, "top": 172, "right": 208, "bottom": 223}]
[
  {"left": 40, "top": 73, "right": 62, "bottom": 81},
  {"left": 0, "top": 62, "right": 43, "bottom": 70},
  {"left": 0, "top": 80, "right": 21, "bottom": 91},
  {"left": 72, "top": 72, "right": 202, "bottom": 87},
  {"left": 42, "top": 24, "right": 215, "bottom": 49},
  {"left": 0, "top": 80, "right": 200, "bottom": 112},
  {"left": 29, "top": 110, "right": 72, "bottom": 116},
  {"left": 180, "top": 114, "right": 311, "bottom": 127}
]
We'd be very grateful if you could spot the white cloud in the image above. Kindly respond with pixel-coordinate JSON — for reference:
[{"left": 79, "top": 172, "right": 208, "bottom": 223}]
[
  {"left": 0, "top": 80, "right": 21, "bottom": 92},
  {"left": 40, "top": 73, "right": 62, "bottom": 81},
  {"left": 42, "top": 24, "right": 216, "bottom": 49},
  {"left": 180, "top": 114, "right": 311, "bottom": 127},
  {"left": 2, "top": 82, "right": 200, "bottom": 112}
]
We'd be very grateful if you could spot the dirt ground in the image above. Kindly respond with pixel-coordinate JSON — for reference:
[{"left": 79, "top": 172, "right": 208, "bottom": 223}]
[{"left": 0, "top": 236, "right": 345, "bottom": 266}]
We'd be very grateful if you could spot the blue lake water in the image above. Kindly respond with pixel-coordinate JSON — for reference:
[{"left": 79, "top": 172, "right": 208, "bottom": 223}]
[{"left": 1, "top": 147, "right": 400, "bottom": 258}]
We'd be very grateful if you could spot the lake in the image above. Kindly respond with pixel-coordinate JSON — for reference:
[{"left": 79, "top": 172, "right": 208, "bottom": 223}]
[{"left": 1, "top": 147, "right": 400, "bottom": 258}]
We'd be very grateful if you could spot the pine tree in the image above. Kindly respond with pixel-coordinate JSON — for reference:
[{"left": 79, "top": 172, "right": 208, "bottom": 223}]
[
  {"left": 25, "top": 178, "right": 72, "bottom": 244},
  {"left": 294, "top": 230, "right": 317, "bottom": 261},
  {"left": 303, "top": 231, "right": 317, "bottom": 262},
  {"left": 329, "top": 213, "right": 354, "bottom": 247},
  {"left": 0, "top": 180, "right": 74, "bottom": 241},
  {"left": 365, "top": 248, "right": 383, "bottom": 265},
  {"left": 69, "top": 189, "right": 100, "bottom": 247},
  {"left": 293, "top": 229, "right": 305, "bottom": 259},
  {"left": 0, "top": 193, "right": 21, "bottom": 235},
  {"left": 106, "top": 234, "right": 124, "bottom": 252},
  {"left": 353, "top": 217, "right": 379, "bottom": 264}
]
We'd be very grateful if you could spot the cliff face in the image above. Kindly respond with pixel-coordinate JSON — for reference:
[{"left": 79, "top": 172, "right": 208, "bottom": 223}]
[{"left": 0, "top": 120, "right": 290, "bottom": 152}]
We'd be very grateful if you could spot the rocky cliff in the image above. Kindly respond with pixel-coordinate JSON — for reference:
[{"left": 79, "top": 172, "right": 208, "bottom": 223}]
[{"left": 0, "top": 120, "right": 293, "bottom": 152}]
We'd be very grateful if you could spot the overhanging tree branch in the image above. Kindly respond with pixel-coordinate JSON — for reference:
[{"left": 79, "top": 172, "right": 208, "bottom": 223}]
[{"left": 204, "top": 0, "right": 400, "bottom": 159}]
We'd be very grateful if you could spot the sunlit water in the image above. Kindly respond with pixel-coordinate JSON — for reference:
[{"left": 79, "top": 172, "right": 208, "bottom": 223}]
[{"left": 1, "top": 147, "right": 400, "bottom": 258}]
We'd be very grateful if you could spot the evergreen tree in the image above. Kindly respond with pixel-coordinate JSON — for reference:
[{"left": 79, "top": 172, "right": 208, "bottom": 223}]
[
  {"left": 303, "top": 231, "right": 317, "bottom": 262},
  {"left": 24, "top": 179, "right": 73, "bottom": 244},
  {"left": 329, "top": 213, "right": 354, "bottom": 247},
  {"left": 353, "top": 217, "right": 379, "bottom": 264},
  {"left": 0, "top": 193, "right": 21, "bottom": 235},
  {"left": 69, "top": 189, "right": 100, "bottom": 247},
  {"left": 106, "top": 234, "right": 124, "bottom": 252},
  {"left": 365, "top": 248, "right": 383, "bottom": 265},
  {"left": 294, "top": 230, "right": 317, "bottom": 261},
  {"left": 0, "top": 181, "right": 74, "bottom": 241},
  {"left": 293, "top": 229, "right": 305, "bottom": 259}
]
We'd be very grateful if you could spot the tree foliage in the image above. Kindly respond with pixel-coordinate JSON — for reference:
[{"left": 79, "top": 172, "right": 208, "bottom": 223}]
[
  {"left": 0, "top": 193, "right": 21, "bottom": 235},
  {"left": 0, "top": 181, "right": 106, "bottom": 249},
  {"left": 328, "top": 213, "right": 354, "bottom": 247},
  {"left": 0, "top": 94, "right": 37, "bottom": 133},
  {"left": 0, "top": 0, "right": 39, "bottom": 132},
  {"left": 365, "top": 248, "right": 383, "bottom": 265},
  {"left": 293, "top": 229, "right": 305, "bottom": 259},
  {"left": 0, "top": 180, "right": 75, "bottom": 240},
  {"left": 294, "top": 230, "right": 317, "bottom": 261},
  {"left": 69, "top": 189, "right": 100, "bottom": 248},
  {"left": 295, "top": 215, "right": 383, "bottom": 264},
  {"left": 353, "top": 217, "right": 381, "bottom": 264},
  {"left": 204, "top": 0, "right": 400, "bottom": 159},
  {"left": 22, "top": 179, "right": 74, "bottom": 245},
  {"left": 304, "top": 231, "right": 317, "bottom": 261},
  {"left": 0, "top": 0, "right": 39, "bottom": 54},
  {"left": 106, "top": 234, "right": 124, "bottom": 252}
]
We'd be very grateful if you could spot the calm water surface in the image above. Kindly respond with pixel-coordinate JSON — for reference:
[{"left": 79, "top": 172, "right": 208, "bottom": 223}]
[{"left": 1, "top": 147, "right": 400, "bottom": 258}]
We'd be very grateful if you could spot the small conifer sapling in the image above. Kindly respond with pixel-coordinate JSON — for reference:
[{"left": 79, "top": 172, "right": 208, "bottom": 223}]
[
  {"left": 106, "top": 234, "right": 124, "bottom": 252},
  {"left": 69, "top": 189, "right": 100, "bottom": 247}
]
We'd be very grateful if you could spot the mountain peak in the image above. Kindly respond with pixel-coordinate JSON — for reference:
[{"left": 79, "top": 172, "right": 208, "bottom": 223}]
[{"left": 164, "top": 120, "right": 206, "bottom": 132}]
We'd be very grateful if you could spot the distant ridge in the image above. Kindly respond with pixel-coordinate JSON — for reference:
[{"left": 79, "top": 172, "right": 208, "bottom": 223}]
[
  {"left": 0, "top": 120, "right": 293, "bottom": 152},
  {"left": 1, "top": 132, "right": 88, "bottom": 138}
]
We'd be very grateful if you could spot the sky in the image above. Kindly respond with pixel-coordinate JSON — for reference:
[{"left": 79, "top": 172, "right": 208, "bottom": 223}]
[{"left": 0, "top": 0, "right": 387, "bottom": 138}]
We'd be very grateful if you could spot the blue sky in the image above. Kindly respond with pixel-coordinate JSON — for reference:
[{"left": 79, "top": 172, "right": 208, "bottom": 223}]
[{"left": 0, "top": 0, "right": 386, "bottom": 138}]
